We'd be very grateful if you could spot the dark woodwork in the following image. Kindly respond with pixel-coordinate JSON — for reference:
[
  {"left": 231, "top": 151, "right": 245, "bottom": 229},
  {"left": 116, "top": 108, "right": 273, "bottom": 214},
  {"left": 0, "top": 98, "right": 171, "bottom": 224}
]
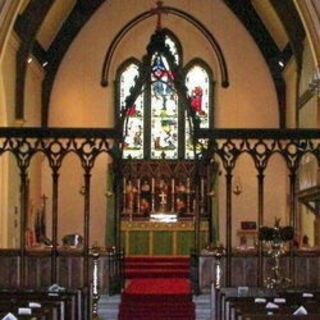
[
  {"left": 51, "top": 170, "right": 59, "bottom": 284},
  {"left": 3, "top": 249, "right": 320, "bottom": 293},
  {"left": 119, "top": 160, "right": 214, "bottom": 219},
  {"left": 197, "top": 127, "right": 320, "bottom": 285},
  {"left": 270, "top": 0, "right": 306, "bottom": 69},
  {"left": 225, "top": 171, "right": 233, "bottom": 287},
  {"left": 298, "top": 88, "right": 315, "bottom": 110},
  {"left": 41, "top": 0, "right": 106, "bottom": 126},
  {"left": 200, "top": 251, "right": 320, "bottom": 290},
  {"left": 0, "top": 127, "right": 117, "bottom": 290},
  {"left": 1, "top": 127, "right": 320, "bottom": 290},
  {"left": 83, "top": 171, "right": 91, "bottom": 287},
  {"left": 257, "top": 170, "right": 265, "bottom": 286},
  {"left": 0, "top": 250, "right": 110, "bottom": 291},
  {"left": 298, "top": 186, "right": 320, "bottom": 215},
  {"left": 14, "top": 0, "right": 54, "bottom": 120},
  {"left": 222, "top": 0, "right": 286, "bottom": 128}
]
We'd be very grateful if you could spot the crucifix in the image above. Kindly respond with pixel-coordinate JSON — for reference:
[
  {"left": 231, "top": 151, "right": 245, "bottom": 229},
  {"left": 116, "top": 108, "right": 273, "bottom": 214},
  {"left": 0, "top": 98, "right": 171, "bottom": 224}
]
[
  {"left": 151, "top": 1, "right": 168, "bottom": 30},
  {"left": 159, "top": 190, "right": 167, "bottom": 211}
]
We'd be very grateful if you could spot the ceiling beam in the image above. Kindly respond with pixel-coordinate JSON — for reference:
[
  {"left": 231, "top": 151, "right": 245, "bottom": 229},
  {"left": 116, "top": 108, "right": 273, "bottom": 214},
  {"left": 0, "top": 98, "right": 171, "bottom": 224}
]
[
  {"left": 41, "top": 0, "right": 106, "bottom": 126},
  {"left": 270, "top": 0, "right": 305, "bottom": 70},
  {"left": 14, "top": 0, "right": 54, "bottom": 120},
  {"left": 223, "top": 0, "right": 287, "bottom": 128}
]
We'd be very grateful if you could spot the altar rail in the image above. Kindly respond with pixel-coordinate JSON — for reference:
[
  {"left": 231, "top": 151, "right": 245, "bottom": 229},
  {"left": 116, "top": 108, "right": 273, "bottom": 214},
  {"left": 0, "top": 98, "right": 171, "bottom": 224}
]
[
  {"left": 0, "top": 249, "right": 116, "bottom": 292},
  {"left": 199, "top": 250, "right": 320, "bottom": 291}
]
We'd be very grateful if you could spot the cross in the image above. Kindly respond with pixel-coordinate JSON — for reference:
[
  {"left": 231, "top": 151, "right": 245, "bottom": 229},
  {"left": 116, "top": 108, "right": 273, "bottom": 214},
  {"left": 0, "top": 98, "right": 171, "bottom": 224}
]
[
  {"left": 150, "top": 1, "right": 168, "bottom": 30},
  {"left": 159, "top": 190, "right": 167, "bottom": 205}
]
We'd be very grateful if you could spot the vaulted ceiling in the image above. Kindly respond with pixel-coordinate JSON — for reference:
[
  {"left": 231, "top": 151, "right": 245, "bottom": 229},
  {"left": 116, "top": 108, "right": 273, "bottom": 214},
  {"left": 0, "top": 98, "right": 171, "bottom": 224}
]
[{"left": 13, "top": 0, "right": 305, "bottom": 127}]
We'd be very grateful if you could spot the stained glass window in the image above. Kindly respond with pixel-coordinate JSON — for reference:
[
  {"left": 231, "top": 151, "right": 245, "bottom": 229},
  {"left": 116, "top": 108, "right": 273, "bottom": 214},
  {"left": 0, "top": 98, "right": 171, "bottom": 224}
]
[
  {"left": 120, "top": 63, "right": 144, "bottom": 159},
  {"left": 117, "top": 32, "right": 212, "bottom": 160},
  {"left": 150, "top": 49, "right": 179, "bottom": 159},
  {"left": 185, "top": 65, "right": 210, "bottom": 159}
]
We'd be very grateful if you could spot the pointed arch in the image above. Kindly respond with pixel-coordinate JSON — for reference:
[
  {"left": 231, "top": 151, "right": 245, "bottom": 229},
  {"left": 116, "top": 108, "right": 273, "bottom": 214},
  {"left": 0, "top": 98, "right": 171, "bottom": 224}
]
[
  {"left": 115, "top": 57, "right": 144, "bottom": 159},
  {"left": 184, "top": 58, "right": 214, "bottom": 159},
  {"left": 101, "top": 6, "right": 229, "bottom": 88}
]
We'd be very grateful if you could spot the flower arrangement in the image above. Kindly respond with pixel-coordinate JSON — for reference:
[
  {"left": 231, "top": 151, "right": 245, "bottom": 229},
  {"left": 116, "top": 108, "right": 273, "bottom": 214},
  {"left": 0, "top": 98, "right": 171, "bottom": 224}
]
[{"left": 259, "top": 225, "right": 293, "bottom": 243}]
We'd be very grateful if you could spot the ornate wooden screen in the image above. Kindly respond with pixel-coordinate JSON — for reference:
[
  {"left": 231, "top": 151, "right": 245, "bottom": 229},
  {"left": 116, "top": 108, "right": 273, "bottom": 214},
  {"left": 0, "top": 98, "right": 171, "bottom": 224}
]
[{"left": 119, "top": 160, "right": 216, "bottom": 219}]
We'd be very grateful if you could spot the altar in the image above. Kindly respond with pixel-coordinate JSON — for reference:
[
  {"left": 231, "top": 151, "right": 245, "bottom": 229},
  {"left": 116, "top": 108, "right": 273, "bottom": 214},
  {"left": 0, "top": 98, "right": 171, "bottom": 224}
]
[
  {"left": 121, "top": 219, "right": 209, "bottom": 256},
  {"left": 115, "top": 159, "right": 216, "bottom": 256}
]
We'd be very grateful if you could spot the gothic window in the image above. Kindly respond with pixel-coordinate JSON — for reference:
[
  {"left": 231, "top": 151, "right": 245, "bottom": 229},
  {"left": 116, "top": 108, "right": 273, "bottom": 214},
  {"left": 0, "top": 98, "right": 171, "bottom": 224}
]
[
  {"left": 118, "top": 60, "right": 144, "bottom": 159},
  {"left": 150, "top": 36, "right": 179, "bottom": 159},
  {"left": 184, "top": 60, "right": 212, "bottom": 159},
  {"left": 116, "top": 32, "right": 213, "bottom": 160}
]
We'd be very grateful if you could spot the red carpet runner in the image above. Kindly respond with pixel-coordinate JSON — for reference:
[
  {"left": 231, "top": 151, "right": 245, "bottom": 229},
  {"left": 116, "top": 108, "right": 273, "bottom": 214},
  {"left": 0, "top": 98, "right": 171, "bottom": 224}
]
[{"left": 119, "top": 257, "right": 195, "bottom": 320}]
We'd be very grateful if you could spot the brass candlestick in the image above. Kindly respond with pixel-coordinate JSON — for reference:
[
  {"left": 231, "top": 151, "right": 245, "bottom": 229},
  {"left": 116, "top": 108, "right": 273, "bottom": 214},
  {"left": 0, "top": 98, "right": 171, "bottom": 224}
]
[{"left": 90, "top": 245, "right": 101, "bottom": 319}]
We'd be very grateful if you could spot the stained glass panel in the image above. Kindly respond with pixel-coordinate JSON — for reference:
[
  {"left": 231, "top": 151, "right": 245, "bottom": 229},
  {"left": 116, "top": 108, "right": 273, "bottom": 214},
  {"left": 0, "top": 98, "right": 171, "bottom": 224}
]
[
  {"left": 185, "top": 65, "right": 210, "bottom": 159},
  {"left": 150, "top": 53, "right": 178, "bottom": 159},
  {"left": 120, "top": 64, "right": 144, "bottom": 159},
  {"left": 165, "top": 35, "right": 179, "bottom": 64}
]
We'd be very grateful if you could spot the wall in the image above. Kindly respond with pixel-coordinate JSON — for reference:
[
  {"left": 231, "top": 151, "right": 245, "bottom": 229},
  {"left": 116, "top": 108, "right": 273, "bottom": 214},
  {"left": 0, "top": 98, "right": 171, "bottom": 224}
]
[
  {"left": 284, "top": 58, "right": 298, "bottom": 128},
  {"left": 0, "top": 31, "right": 44, "bottom": 247},
  {"left": 297, "top": 38, "right": 319, "bottom": 246},
  {"left": 46, "top": 0, "right": 286, "bottom": 247}
]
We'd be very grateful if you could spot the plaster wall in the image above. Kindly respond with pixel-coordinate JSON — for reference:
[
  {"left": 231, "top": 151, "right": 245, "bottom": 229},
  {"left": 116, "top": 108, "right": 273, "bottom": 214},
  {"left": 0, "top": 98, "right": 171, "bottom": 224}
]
[
  {"left": 0, "top": 33, "right": 44, "bottom": 247},
  {"left": 47, "top": 0, "right": 285, "bottom": 247},
  {"left": 218, "top": 153, "right": 288, "bottom": 247},
  {"left": 299, "top": 39, "right": 315, "bottom": 95},
  {"left": 297, "top": 36, "right": 320, "bottom": 246},
  {"left": 0, "top": 35, "right": 20, "bottom": 248},
  {"left": 284, "top": 58, "right": 298, "bottom": 128}
]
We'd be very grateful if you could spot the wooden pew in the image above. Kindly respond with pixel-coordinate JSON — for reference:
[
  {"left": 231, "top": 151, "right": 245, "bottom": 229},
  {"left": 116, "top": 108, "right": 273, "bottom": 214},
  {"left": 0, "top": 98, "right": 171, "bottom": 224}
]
[{"left": 0, "top": 288, "right": 85, "bottom": 320}]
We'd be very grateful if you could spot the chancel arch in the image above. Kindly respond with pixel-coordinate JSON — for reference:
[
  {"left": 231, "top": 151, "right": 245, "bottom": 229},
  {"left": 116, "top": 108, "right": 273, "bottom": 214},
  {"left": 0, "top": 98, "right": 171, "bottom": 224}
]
[{"left": 1, "top": 2, "right": 320, "bottom": 319}]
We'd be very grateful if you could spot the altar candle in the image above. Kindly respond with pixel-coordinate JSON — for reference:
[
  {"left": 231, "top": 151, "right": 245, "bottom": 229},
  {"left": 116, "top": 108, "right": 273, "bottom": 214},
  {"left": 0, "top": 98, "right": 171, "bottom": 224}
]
[
  {"left": 123, "top": 178, "right": 126, "bottom": 193},
  {"left": 152, "top": 178, "right": 155, "bottom": 193},
  {"left": 187, "top": 178, "right": 190, "bottom": 193},
  {"left": 137, "top": 178, "right": 141, "bottom": 192},
  {"left": 171, "top": 178, "right": 175, "bottom": 193},
  {"left": 201, "top": 178, "right": 204, "bottom": 197}
]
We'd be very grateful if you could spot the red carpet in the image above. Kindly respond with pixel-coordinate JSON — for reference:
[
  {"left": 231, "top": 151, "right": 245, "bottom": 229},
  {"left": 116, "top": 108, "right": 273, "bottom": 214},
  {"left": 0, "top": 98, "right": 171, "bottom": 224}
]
[
  {"left": 125, "top": 256, "right": 190, "bottom": 279},
  {"left": 119, "top": 257, "right": 195, "bottom": 320}
]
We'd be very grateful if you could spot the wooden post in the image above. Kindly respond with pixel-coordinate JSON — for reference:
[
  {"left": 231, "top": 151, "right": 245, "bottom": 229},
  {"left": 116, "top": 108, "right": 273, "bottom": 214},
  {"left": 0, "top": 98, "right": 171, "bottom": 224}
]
[
  {"left": 19, "top": 168, "right": 28, "bottom": 288},
  {"left": 225, "top": 170, "right": 233, "bottom": 286},
  {"left": 51, "top": 170, "right": 59, "bottom": 284},
  {"left": 257, "top": 170, "right": 265, "bottom": 286},
  {"left": 83, "top": 170, "right": 91, "bottom": 287},
  {"left": 289, "top": 170, "right": 297, "bottom": 285}
]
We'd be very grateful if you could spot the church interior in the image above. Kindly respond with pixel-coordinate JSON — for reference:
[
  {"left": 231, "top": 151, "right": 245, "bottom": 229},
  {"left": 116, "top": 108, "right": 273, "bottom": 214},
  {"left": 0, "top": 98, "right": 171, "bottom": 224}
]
[{"left": 0, "top": 0, "right": 320, "bottom": 319}]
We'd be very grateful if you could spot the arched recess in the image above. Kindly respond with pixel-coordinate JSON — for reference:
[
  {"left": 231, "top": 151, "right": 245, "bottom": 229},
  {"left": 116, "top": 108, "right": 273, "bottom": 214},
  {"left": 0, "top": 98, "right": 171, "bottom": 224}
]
[
  {"left": 0, "top": 0, "right": 23, "bottom": 248},
  {"left": 114, "top": 57, "right": 144, "bottom": 159},
  {"left": 297, "top": 152, "right": 319, "bottom": 247},
  {"left": 231, "top": 153, "right": 257, "bottom": 249},
  {"left": 91, "top": 152, "right": 111, "bottom": 247},
  {"left": 183, "top": 58, "right": 214, "bottom": 159},
  {"left": 294, "top": 1, "right": 320, "bottom": 69},
  {"left": 264, "top": 153, "right": 288, "bottom": 227},
  {"left": 0, "top": 0, "right": 23, "bottom": 63},
  {"left": 56, "top": 152, "right": 84, "bottom": 243},
  {"left": 101, "top": 6, "right": 229, "bottom": 88}
]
